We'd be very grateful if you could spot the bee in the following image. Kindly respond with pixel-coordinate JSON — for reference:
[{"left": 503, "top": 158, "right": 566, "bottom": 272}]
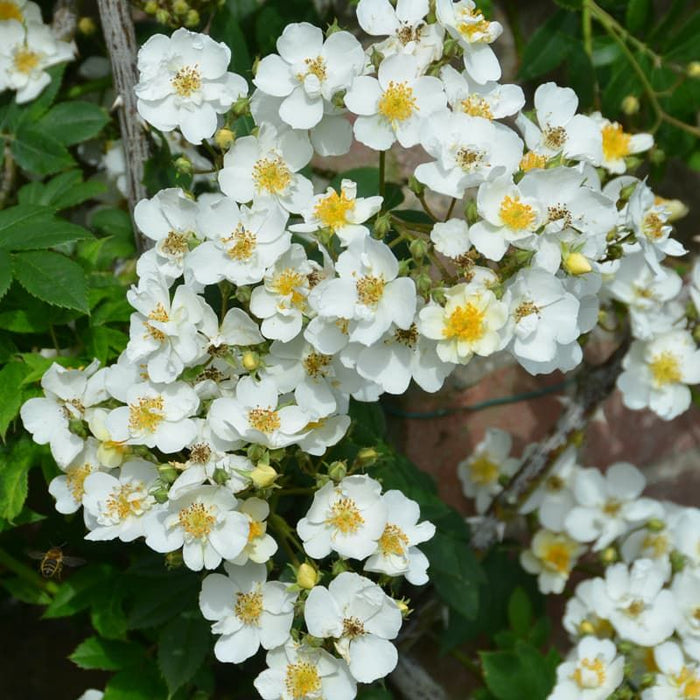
[{"left": 29, "top": 546, "right": 85, "bottom": 579}]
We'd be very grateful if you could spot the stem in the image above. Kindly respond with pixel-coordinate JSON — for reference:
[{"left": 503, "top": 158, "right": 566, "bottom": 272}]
[
  {"left": 448, "top": 648, "right": 482, "bottom": 679},
  {"left": 0, "top": 547, "right": 59, "bottom": 595},
  {"left": 378, "top": 150, "right": 386, "bottom": 205},
  {"left": 0, "top": 141, "right": 16, "bottom": 209},
  {"left": 417, "top": 191, "right": 438, "bottom": 221},
  {"left": 444, "top": 198, "right": 457, "bottom": 221}
]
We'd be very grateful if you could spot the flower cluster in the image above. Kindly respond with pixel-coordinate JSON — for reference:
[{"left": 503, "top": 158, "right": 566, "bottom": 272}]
[
  {"left": 459, "top": 432, "right": 700, "bottom": 699},
  {"left": 0, "top": 0, "right": 74, "bottom": 103},
  {"left": 19, "top": 0, "right": 700, "bottom": 697}
]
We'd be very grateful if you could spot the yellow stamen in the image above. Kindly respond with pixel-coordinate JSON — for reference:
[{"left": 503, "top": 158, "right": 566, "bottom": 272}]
[
  {"left": 379, "top": 523, "right": 409, "bottom": 556},
  {"left": 650, "top": 351, "right": 681, "bottom": 386},
  {"left": 0, "top": 1, "right": 22, "bottom": 21},
  {"left": 378, "top": 81, "right": 417, "bottom": 123},
  {"left": 285, "top": 661, "right": 321, "bottom": 699},
  {"left": 572, "top": 658, "right": 607, "bottom": 689},
  {"left": 468, "top": 455, "right": 499, "bottom": 485},
  {"left": 105, "top": 482, "right": 147, "bottom": 521},
  {"left": 356, "top": 275, "right": 385, "bottom": 307},
  {"left": 303, "top": 352, "right": 331, "bottom": 378},
  {"left": 271, "top": 268, "right": 306, "bottom": 308},
  {"left": 499, "top": 195, "right": 536, "bottom": 231},
  {"left": 234, "top": 589, "right": 264, "bottom": 625},
  {"left": 171, "top": 65, "right": 201, "bottom": 97},
  {"left": 128, "top": 396, "right": 165, "bottom": 433},
  {"left": 520, "top": 152, "right": 548, "bottom": 172},
  {"left": 253, "top": 156, "right": 292, "bottom": 195},
  {"left": 460, "top": 95, "right": 493, "bottom": 119},
  {"left": 326, "top": 497, "right": 364, "bottom": 534},
  {"left": 66, "top": 463, "right": 93, "bottom": 502},
  {"left": 224, "top": 224, "right": 257, "bottom": 261},
  {"left": 178, "top": 501, "right": 216, "bottom": 539},
  {"left": 313, "top": 190, "right": 355, "bottom": 230},
  {"left": 13, "top": 47, "right": 40, "bottom": 74},
  {"left": 602, "top": 123, "right": 631, "bottom": 161},
  {"left": 542, "top": 126, "right": 567, "bottom": 150},
  {"left": 248, "top": 408, "right": 281, "bottom": 434},
  {"left": 456, "top": 147, "right": 484, "bottom": 172},
  {"left": 443, "top": 303, "right": 485, "bottom": 342}
]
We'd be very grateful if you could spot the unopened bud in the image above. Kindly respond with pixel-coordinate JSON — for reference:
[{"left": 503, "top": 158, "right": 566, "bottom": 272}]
[
  {"left": 649, "top": 148, "right": 665, "bottom": 165},
  {"left": 688, "top": 61, "right": 700, "bottom": 78},
  {"left": 232, "top": 95, "right": 251, "bottom": 116},
  {"left": 214, "top": 128, "right": 235, "bottom": 151},
  {"left": 184, "top": 9, "right": 200, "bottom": 26},
  {"left": 315, "top": 473, "right": 330, "bottom": 489},
  {"left": 464, "top": 199, "right": 478, "bottom": 225},
  {"left": 296, "top": 563, "right": 318, "bottom": 590},
  {"left": 174, "top": 155, "right": 192, "bottom": 174},
  {"left": 578, "top": 620, "right": 596, "bottom": 636},
  {"left": 165, "top": 551, "right": 183, "bottom": 569},
  {"left": 670, "top": 550, "right": 686, "bottom": 573},
  {"left": 153, "top": 486, "right": 170, "bottom": 504},
  {"left": 235, "top": 285, "right": 252, "bottom": 304},
  {"left": 68, "top": 418, "right": 88, "bottom": 438},
  {"left": 354, "top": 447, "right": 379, "bottom": 468},
  {"left": 250, "top": 463, "right": 278, "bottom": 488},
  {"left": 331, "top": 559, "right": 349, "bottom": 577},
  {"left": 212, "top": 467, "right": 229, "bottom": 485},
  {"left": 409, "top": 238, "right": 428, "bottom": 261},
  {"left": 416, "top": 272, "right": 432, "bottom": 298},
  {"left": 396, "top": 599, "right": 411, "bottom": 617},
  {"left": 621, "top": 95, "right": 639, "bottom": 115},
  {"left": 373, "top": 212, "right": 392, "bottom": 237},
  {"left": 656, "top": 197, "right": 688, "bottom": 222},
  {"left": 607, "top": 244, "right": 623, "bottom": 260},
  {"left": 619, "top": 183, "right": 638, "bottom": 202},
  {"left": 646, "top": 518, "right": 665, "bottom": 532},
  {"left": 327, "top": 461, "right": 347, "bottom": 482},
  {"left": 155, "top": 8, "right": 171, "bottom": 24},
  {"left": 144, "top": 0, "right": 158, "bottom": 14},
  {"left": 241, "top": 351, "right": 260, "bottom": 372},
  {"left": 563, "top": 252, "right": 592, "bottom": 276},
  {"left": 407, "top": 175, "right": 425, "bottom": 196},
  {"left": 172, "top": 0, "right": 189, "bottom": 14},
  {"left": 325, "top": 18, "right": 342, "bottom": 37},
  {"left": 600, "top": 546, "right": 618, "bottom": 565},
  {"left": 77, "top": 17, "right": 96, "bottom": 35},
  {"left": 158, "top": 464, "right": 179, "bottom": 483}
]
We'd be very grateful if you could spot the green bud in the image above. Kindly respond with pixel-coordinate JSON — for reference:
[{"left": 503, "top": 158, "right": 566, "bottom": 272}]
[
  {"left": 373, "top": 212, "right": 392, "bottom": 237},
  {"left": 354, "top": 447, "right": 379, "bottom": 468},
  {"left": 247, "top": 443, "right": 268, "bottom": 464},
  {"left": 68, "top": 418, "right": 88, "bottom": 438},
  {"left": 464, "top": 199, "right": 478, "bottom": 225},
  {"left": 172, "top": 0, "right": 189, "bottom": 14},
  {"left": 315, "top": 474, "right": 330, "bottom": 489},
  {"left": 620, "top": 95, "right": 639, "bottom": 115},
  {"left": 619, "top": 183, "right": 638, "bottom": 202},
  {"left": 397, "top": 259, "right": 411, "bottom": 276},
  {"left": 407, "top": 176, "right": 424, "bottom": 196},
  {"left": 164, "top": 550, "right": 183, "bottom": 569},
  {"left": 241, "top": 351, "right": 260, "bottom": 372},
  {"left": 693, "top": 325, "right": 700, "bottom": 344},
  {"left": 77, "top": 17, "right": 96, "bottom": 35},
  {"left": 232, "top": 95, "right": 251, "bottom": 116},
  {"left": 430, "top": 287, "right": 446, "bottom": 305},
  {"left": 606, "top": 243, "right": 623, "bottom": 260},
  {"left": 296, "top": 563, "right": 318, "bottom": 589},
  {"left": 212, "top": 467, "right": 230, "bottom": 485},
  {"left": 214, "top": 127, "right": 235, "bottom": 150},
  {"left": 158, "top": 465, "right": 179, "bottom": 483},
  {"left": 687, "top": 61, "right": 700, "bottom": 78},
  {"left": 599, "top": 546, "right": 618, "bottom": 565},
  {"left": 325, "top": 18, "right": 342, "bottom": 37},
  {"left": 649, "top": 148, "right": 665, "bottom": 165},
  {"left": 331, "top": 559, "right": 349, "bottom": 577},
  {"left": 174, "top": 155, "right": 193, "bottom": 174},
  {"left": 670, "top": 550, "right": 687, "bottom": 573},
  {"left": 409, "top": 238, "right": 429, "bottom": 261},
  {"left": 646, "top": 518, "right": 666, "bottom": 532},
  {"left": 235, "top": 285, "right": 252, "bottom": 304},
  {"left": 155, "top": 8, "right": 171, "bottom": 24},
  {"left": 184, "top": 9, "right": 200, "bottom": 27},
  {"left": 327, "top": 461, "right": 347, "bottom": 482},
  {"left": 144, "top": 0, "right": 158, "bottom": 14},
  {"left": 153, "top": 486, "right": 170, "bottom": 504},
  {"left": 416, "top": 272, "right": 433, "bottom": 298}
]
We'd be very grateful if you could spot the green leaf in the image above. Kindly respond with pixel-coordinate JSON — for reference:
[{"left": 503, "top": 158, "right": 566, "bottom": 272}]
[
  {"left": 157, "top": 613, "right": 211, "bottom": 694},
  {"left": 103, "top": 665, "right": 168, "bottom": 700},
  {"left": 0, "top": 204, "right": 52, "bottom": 233},
  {"left": 626, "top": 0, "right": 652, "bottom": 33},
  {"left": 86, "top": 325, "right": 128, "bottom": 364},
  {"left": 0, "top": 437, "right": 37, "bottom": 520},
  {"left": 2, "top": 576, "right": 52, "bottom": 605},
  {"left": 0, "top": 362, "right": 31, "bottom": 440},
  {"left": 127, "top": 573, "right": 200, "bottom": 629},
  {"left": 507, "top": 587, "right": 533, "bottom": 639},
  {"left": 0, "top": 220, "right": 93, "bottom": 251},
  {"left": 70, "top": 636, "right": 144, "bottom": 671},
  {"left": 12, "top": 250, "right": 89, "bottom": 313},
  {"left": 39, "top": 101, "right": 110, "bottom": 146},
  {"left": 18, "top": 170, "right": 107, "bottom": 210},
  {"left": 553, "top": 0, "right": 581, "bottom": 8},
  {"left": 481, "top": 642, "right": 558, "bottom": 700},
  {"left": 91, "top": 580, "right": 129, "bottom": 640},
  {"left": 11, "top": 125, "right": 74, "bottom": 175},
  {"left": 0, "top": 250, "right": 11, "bottom": 301},
  {"left": 518, "top": 11, "right": 579, "bottom": 80},
  {"left": 43, "top": 564, "right": 116, "bottom": 618}
]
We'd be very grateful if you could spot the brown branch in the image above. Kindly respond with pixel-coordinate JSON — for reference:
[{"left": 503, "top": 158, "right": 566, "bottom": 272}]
[
  {"left": 470, "top": 335, "right": 631, "bottom": 551},
  {"left": 96, "top": 0, "right": 150, "bottom": 252},
  {"left": 0, "top": 142, "right": 16, "bottom": 210}
]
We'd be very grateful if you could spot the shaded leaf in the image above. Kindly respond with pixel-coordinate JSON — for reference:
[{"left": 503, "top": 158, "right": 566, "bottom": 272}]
[
  {"left": 0, "top": 437, "right": 38, "bottom": 520},
  {"left": 70, "top": 636, "right": 143, "bottom": 671},
  {"left": 0, "top": 250, "right": 11, "bottom": 301},
  {"left": 157, "top": 614, "right": 211, "bottom": 694},
  {"left": 626, "top": 0, "right": 652, "bottom": 34},
  {"left": 103, "top": 665, "right": 168, "bottom": 700},
  {"left": 11, "top": 125, "right": 74, "bottom": 175},
  {"left": 39, "top": 101, "right": 110, "bottom": 146},
  {"left": 518, "top": 11, "right": 579, "bottom": 80},
  {"left": 0, "top": 361, "right": 31, "bottom": 440}
]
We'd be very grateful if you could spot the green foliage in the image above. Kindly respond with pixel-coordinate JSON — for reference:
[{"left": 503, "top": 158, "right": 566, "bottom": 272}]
[
  {"left": 518, "top": 10, "right": 579, "bottom": 80},
  {"left": 70, "top": 636, "right": 145, "bottom": 671},
  {"left": 157, "top": 613, "right": 211, "bottom": 694}
]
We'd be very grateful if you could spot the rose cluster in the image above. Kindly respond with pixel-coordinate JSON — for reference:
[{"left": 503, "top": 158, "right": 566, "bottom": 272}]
[{"left": 18, "top": 0, "right": 700, "bottom": 697}]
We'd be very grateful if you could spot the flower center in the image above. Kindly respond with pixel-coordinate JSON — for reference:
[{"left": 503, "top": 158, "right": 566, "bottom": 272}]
[
  {"left": 677, "top": 667, "right": 700, "bottom": 698},
  {"left": 520, "top": 152, "right": 548, "bottom": 172},
  {"left": 253, "top": 155, "right": 292, "bottom": 195},
  {"left": 66, "top": 463, "right": 94, "bottom": 502},
  {"left": 469, "top": 455, "right": 499, "bottom": 485},
  {"left": 234, "top": 589, "right": 264, "bottom": 625},
  {"left": 162, "top": 231, "right": 189, "bottom": 256},
  {"left": 603, "top": 499, "right": 622, "bottom": 516},
  {"left": 313, "top": 190, "right": 355, "bottom": 230},
  {"left": 541, "top": 538, "right": 576, "bottom": 574},
  {"left": 356, "top": 275, "right": 385, "bottom": 307},
  {"left": 248, "top": 407, "right": 281, "bottom": 434},
  {"left": 602, "top": 123, "right": 631, "bottom": 161},
  {"left": 443, "top": 302, "right": 485, "bottom": 342},
  {"left": 171, "top": 65, "right": 201, "bottom": 97},
  {"left": 342, "top": 616, "right": 366, "bottom": 639},
  {"left": 397, "top": 24, "right": 421, "bottom": 45},
  {"left": 546, "top": 475, "right": 565, "bottom": 492},
  {"left": 650, "top": 351, "right": 681, "bottom": 386},
  {"left": 0, "top": 1, "right": 22, "bottom": 21},
  {"left": 224, "top": 224, "right": 257, "bottom": 261},
  {"left": 547, "top": 204, "right": 572, "bottom": 227},
  {"left": 302, "top": 55, "right": 326, "bottom": 82},
  {"left": 128, "top": 396, "right": 165, "bottom": 433},
  {"left": 378, "top": 81, "right": 417, "bottom": 123},
  {"left": 378, "top": 523, "right": 409, "bottom": 556},
  {"left": 13, "top": 47, "right": 40, "bottom": 74},
  {"left": 105, "top": 482, "right": 149, "bottom": 521},
  {"left": 499, "top": 195, "right": 537, "bottom": 231},
  {"left": 543, "top": 126, "right": 567, "bottom": 150},
  {"left": 626, "top": 599, "right": 645, "bottom": 617},
  {"left": 460, "top": 95, "right": 493, "bottom": 120},
  {"left": 572, "top": 658, "right": 607, "bottom": 689},
  {"left": 642, "top": 212, "right": 665, "bottom": 240},
  {"left": 178, "top": 501, "right": 216, "bottom": 539},
  {"left": 303, "top": 352, "right": 331, "bottom": 378},
  {"left": 326, "top": 496, "right": 364, "bottom": 535},
  {"left": 285, "top": 661, "right": 321, "bottom": 699},
  {"left": 456, "top": 16, "right": 491, "bottom": 42},
  {"left": 456, "top": 147, "right": 484, "bottom": 172},
  {"left": 514, "top": 300, "right": 539, "bottom": 322},
  {"left": 189, "top": 443, "right": 212, "bottom": 464},
  {"left": 393, "top": 324, "right": 418, "bottom": 348},
  {"left": 145, "top": 302, "right": 170, "bottom": 342},
  {"left": 248, "top": 518, "right": 265, "bottom": 542},
  {"left": 642, "top": 533, "right": 669, "bottom": 558},
  {"left": 271, "top": 268, "right": 306, "bottom": 308}
]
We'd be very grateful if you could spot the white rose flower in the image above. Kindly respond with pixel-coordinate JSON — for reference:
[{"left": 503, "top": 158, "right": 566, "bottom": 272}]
[
  {"left": 199, "top": 562, "right": 297, "bottom": 663},
  {"left": 563, "top": 577, "right": 614, "bottom": 640},
  {"left": 591, "top": 112, "right": 653, "bottom": 174},
  {"left": 565, "top": 463, "right": 662, "bottom": 550},
  {"left": 48, "top": 439, "right": 107, "bottom": 515},
  {"left": 617, "top": 330, "right": 700, "bottom": 421},
  {"left": 218, "top": 124, "right": 313, "bottom": 214},
  {"left": 548, "top": 637, "right": 624, "bottom": 700},
  {"left": 305, "top": 572, "right": 402, "bottom": 683},
  {"left": 254, "top": 641, "right": 356, "bottom": 700},
  {"left": 345, "top": 53, "right": 446, "bottom": 150},
  {"left": 672, "top": 508, "right": 700, "bottom": 568},
  {"left": 671, "top": 567, "right": 700, "bottom": 662},
  {"left": 135, "top": 28, "right": 247, "bottom": 144},
  {"left": 21, "top": 360, "right": 107, "bottom": 467},
  {"left": 604, "top": 559, "right": 678, "bottom": 646},
  {"left": 228, "top": 497, "right": 278, "bottom": 566},
  {"left": 520, "top": 528, "right": 586, "bottom": 594},
  {"left": 364, "top": 490, "right": 436, "bottom": 584},
  {"left": 297, "top": 474, "right": 388, "bottom": 560},
  {"left": 82, "top": 460, "right": 159, "bottom": 542},
  {"left": 254, "top": 22, "right": 364, "bottom": 130},
  {"left": 643, "top": 641, "right": 700, "bottom": 699},
  {"left": 145, "top": 485, "right": 250, "bottom": 571},
  {"left": 0, "top": 0, "right": 43, "bottom": 25},
  {"left": 430, "top": 218, "right": 472, "bottom": 259}
]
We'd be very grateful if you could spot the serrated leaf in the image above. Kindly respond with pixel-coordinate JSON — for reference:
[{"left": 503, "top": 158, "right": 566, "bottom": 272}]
[
  {"left": 158, "top": 614, "right": 210, "bottom": 694},
  {"left": 11, "top": 125, "right": 74, "bottom": 175},
  {"left": 103, "top": 665, "right": 168, "bottom": 700},
  {"left": 43, "top": 564, "right": 115, "bottom": 618},
  {"left": 12, "top": 250, "right": 89, "bottom": 313},
  {"left": 0, "top": 362, "right": 31, "bottom": 440},
  {"left": 0, "top": 204, "right": 52, "bottom": 233},
  {"left": 0, "top": 221, "right": 93, "bottom": 251},
  {"left": 18, "top": 170, "right": 107, "bottom": 210},
  {"left": 0, "top": 250, "right": 11, "bottom": 301},
  {"left": 626, "top": 0, "right": 652, "bottom": 33},
  {"left": 70, "top": 636, "right": 143, "bottom": 671},
  {"left": 0, "top": 437, "right": 37, "bottom": 520},
  {"left": 518, "top": 11, "right": 578, "bottom": 80},
  {"left": 39, "top": 101, "right": 110, "bottom": 146}
]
